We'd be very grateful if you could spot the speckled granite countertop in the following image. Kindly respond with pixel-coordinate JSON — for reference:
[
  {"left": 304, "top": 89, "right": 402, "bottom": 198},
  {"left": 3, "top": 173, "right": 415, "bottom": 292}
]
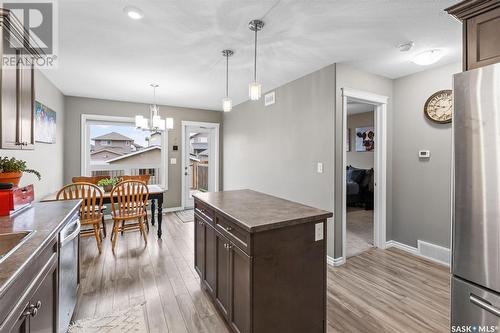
[
  {"left": 0, "top": 200, "right": 81, "bottom": 297},
  {"left": 194, "top": 189, "right": 333, "bottom": 232}
]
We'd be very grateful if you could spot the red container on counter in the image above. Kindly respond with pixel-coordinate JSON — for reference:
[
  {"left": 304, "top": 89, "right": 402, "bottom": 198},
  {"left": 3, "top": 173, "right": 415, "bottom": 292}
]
[{"left": 0, "top": 184, "right": 34, "bottom": 216}]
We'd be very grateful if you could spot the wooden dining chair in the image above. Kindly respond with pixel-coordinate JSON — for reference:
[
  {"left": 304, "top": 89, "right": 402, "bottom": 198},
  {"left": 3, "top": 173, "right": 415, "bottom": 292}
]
[
  {"left": 120, "top": 174, "right": 151, "bottom": 184},
  {"left": 110, "top": 180, "right": 149, "bottom": 252},
  {"left": 72, "top": 175, "right": 108, "bottom": 185},
  {"left": 57, "top": 182, "right": 104, "bottom": 253},
  {"left": 118, "top": 175, "right": 151, "bottom": 232},
  {"left": 71, "top": 176, "right": 108, "bottom": 238}
]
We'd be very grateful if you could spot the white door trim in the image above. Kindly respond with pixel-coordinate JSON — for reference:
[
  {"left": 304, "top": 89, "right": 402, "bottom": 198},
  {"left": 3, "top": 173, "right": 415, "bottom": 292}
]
[
  {"left": 181, "top": 121, "right": 220, "bottom": 209},
  {"left": 341, "top": 88, "right": 388, "bottom": 263}
]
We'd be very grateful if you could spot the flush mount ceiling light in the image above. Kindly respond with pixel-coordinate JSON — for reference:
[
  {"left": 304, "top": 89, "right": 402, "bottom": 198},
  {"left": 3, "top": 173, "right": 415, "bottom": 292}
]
[
  {"left": 135, "top": 84, "right": 173, "bottom": 132},
  {"left": 412, "top": 49, "right": 444, "bottom": 66},
  {"left": 221, "top": 49, "right": 234, "bottom": 112},
  {"left": 248, "top": 19, "right": 264, "bottom": 101},
  {"left": 398, "top": 41, "right": 414, "bottom": 52},
  {"left": 123, "top": 6, "right": 144, "bottom": 20}
]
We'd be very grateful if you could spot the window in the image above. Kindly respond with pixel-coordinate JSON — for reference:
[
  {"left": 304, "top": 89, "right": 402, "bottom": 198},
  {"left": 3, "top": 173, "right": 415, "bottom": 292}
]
[{"left": 81, "top": 115, "right": 167, "bottom": 188}]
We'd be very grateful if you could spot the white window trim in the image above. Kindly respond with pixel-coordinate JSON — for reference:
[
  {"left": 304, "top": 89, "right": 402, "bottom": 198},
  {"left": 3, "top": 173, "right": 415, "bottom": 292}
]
[{"left": 81, "top": 114, "right": 168, "bottom": 190}]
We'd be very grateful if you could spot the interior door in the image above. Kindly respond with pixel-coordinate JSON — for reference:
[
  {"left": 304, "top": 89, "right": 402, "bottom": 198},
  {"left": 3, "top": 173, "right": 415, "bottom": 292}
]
[{"left": 183, "top": 124, "right": 217, "bottom": 208}]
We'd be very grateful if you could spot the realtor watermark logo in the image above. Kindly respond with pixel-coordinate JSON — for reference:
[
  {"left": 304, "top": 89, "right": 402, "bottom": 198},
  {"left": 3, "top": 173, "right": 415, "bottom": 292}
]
[
  {"left": 2, "top": 0, "right": 58, "bottom": 68},
  {"left": 452, "top": 325, "right": 499, "bottom": 332}
]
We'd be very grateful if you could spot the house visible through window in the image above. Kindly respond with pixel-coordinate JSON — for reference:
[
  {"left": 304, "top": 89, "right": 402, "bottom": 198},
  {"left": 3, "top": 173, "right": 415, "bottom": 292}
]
[{"left": 83, "top": 117, "right": 166, "bottom": 187}]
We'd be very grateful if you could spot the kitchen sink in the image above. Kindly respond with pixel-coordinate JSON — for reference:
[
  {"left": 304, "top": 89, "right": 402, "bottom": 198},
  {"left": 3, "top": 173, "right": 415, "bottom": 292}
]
[{"left": 0, "top": 231, "right": 34, "bottom": 263}]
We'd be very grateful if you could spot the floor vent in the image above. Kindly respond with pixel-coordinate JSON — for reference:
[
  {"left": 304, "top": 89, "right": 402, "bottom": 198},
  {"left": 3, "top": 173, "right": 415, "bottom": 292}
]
[{"left": 417, "top": 240, "right": 450, "bottom": 266}]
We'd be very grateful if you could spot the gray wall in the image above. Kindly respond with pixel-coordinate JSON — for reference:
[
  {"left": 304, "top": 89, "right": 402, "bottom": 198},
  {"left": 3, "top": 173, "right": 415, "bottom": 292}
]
[
  {"left": 64, "top": 96, "right": 223, "bottom": 208},
  {"left": 223, "top": 65, "right": 336, "bottom": 257},
  {"left": 392, "top": 62, "right": 460, "bottom": 248},
  {"left": 334, "top": 63, "right": 394, "bottom": 258},
  {"left": 347, "top": 111, "right": 374, "bottom": 169},
  {"left": 0, "top": 70, "right": 65, "bottom": 200}
]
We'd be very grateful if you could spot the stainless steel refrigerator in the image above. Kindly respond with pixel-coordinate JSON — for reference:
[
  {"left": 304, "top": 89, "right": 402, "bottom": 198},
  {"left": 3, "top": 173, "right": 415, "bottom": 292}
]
[{"left": 452, "top": 62, "right": 500, "bottom": 328}]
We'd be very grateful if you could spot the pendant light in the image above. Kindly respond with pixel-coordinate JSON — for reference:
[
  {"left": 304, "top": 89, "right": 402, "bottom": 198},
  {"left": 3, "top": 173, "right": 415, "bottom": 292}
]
[
  {"left": 135, "top": 84, "right": 174, "bottom": 131},
  {"left": 248, "top": 19, "right": 264, "bottom": 101},
  {"left": 222, "top": 49, "right": 234, "bottom": 112}
]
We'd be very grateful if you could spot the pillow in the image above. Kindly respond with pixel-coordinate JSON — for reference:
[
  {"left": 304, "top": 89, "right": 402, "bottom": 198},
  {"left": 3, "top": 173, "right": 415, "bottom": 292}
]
[{"left": 350, "top": 168, "right": 366, "bottom": 183}]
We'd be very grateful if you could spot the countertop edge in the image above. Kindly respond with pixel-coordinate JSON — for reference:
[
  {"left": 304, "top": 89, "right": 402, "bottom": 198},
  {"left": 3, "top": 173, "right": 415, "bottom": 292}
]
[
  {"left": 195, "top": 193, "right": 333, "bottom": 233},
  {"left": 0, "top": 200, "right": 81, "bottom": 298}
]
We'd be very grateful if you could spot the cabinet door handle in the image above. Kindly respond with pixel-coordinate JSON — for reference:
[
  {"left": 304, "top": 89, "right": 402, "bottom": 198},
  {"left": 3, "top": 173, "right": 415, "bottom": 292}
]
[{"left": 23, "top": 301, "right": 42, "bottom": 317}]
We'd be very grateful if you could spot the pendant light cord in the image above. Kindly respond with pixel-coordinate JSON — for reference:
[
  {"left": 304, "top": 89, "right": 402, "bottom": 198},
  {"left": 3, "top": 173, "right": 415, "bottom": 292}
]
[
  {"left": 254, "top": 28, "right": 258, "bottom": 82},
  {"left": 226, "top": 53, "right": 229, "bottom": 97}
]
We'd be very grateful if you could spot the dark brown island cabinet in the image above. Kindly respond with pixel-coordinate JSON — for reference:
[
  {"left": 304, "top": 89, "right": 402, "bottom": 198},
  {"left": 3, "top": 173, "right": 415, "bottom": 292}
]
[
  {"left": 446, "top": 0, "right": 500, "bottom": 70},
  {"left": 193, "top": 190, "right": 333, "bottom": 333}
]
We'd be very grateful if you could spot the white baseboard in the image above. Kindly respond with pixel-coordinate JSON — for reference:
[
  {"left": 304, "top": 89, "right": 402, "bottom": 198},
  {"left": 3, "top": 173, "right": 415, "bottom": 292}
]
[
  {"left": 327, "top": 255, "right": 346, "bottom": 267},
  {"left": 386, "top": 240, "right": 450, "bottom": 267}
]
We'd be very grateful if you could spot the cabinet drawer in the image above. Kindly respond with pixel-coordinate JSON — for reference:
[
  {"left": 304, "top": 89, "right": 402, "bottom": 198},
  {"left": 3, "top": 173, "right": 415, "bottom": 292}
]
[
  {"left": 194, "top": 200, "right": 214, "bottom": 225},
  {"left": 215, "top": 215, "right": 251, "bottom": 255}
]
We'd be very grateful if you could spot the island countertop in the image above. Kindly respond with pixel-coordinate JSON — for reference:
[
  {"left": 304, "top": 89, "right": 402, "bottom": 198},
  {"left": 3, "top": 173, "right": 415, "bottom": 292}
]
[
  {"left": 193, "top": 189, "right": 333, "bottom": 233},
  {"left": 0, "top": 200, "right": 81, "bottom": 297}
]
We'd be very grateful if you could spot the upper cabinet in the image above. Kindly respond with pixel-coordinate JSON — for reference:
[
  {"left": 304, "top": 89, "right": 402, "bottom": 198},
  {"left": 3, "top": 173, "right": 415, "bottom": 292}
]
[
  {"left": 0, "top": 8, "right": 38, "bottom": 150},
  {"left": 446, "top": 0, "right": 500, "bottom": 71}
]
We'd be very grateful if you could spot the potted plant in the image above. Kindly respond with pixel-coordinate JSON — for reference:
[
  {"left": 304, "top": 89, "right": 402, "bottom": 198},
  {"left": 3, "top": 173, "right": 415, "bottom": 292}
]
[
  {"left": 0, "top": 157, "right": 41, "bottom": 186},
  {"left": 97, "top": 177, "right": 119, "bottom": 192}
]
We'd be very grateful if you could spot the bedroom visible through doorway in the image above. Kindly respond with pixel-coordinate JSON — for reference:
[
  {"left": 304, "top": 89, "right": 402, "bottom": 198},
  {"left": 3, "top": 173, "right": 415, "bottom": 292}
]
[{"left": 346, "top": 101, "right": 375, "bottom": 258}]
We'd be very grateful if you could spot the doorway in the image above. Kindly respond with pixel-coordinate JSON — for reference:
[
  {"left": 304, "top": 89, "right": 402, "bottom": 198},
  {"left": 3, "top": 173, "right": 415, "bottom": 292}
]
[
  {"left": 345, "top": 102, "right": 375, "bottom": 257},
  {"left": 181, "top": 121, "right": 220, "bottom": 209},
  {"left": 340, "top": 89, "right": 388, "bottom": 263}
]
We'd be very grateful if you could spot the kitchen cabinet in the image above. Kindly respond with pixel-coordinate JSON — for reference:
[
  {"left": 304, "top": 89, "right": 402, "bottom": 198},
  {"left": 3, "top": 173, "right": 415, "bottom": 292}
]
[
  {"left": 214, "top": 229, "right": 230, "bottom": 318},
  {"left": 0, "top": 238, "right": 58, "bottom": 333},
  {"left": 194, "top": 190, "right": 332, "bottom": 333},
  {"left": 0, "top": 8, "right": 37, "bottom": 150},
  {"left": 446, "top": 0, "right": 500, "bottom": 70}
]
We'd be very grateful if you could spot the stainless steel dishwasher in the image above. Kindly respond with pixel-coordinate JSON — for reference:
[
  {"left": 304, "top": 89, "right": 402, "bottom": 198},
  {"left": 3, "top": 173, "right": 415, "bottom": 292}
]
[{"left": 58, "top": 212, "right": 80, "bottom": 332}]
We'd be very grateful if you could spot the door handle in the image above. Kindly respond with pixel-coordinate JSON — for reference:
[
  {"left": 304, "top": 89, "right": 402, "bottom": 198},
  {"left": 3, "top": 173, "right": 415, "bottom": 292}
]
[{"left": 470, "top": 294, "right": 500, "bottom": 317}]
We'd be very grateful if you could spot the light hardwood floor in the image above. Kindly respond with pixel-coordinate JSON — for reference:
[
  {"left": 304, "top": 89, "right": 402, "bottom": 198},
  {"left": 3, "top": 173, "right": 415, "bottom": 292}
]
[{"left": 73, "top": 213, "right": 450, "bottom": 333}]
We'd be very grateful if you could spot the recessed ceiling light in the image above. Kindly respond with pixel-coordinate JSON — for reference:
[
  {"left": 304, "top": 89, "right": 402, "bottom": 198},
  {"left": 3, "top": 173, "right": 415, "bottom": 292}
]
[
  {"left": 123, "top": 6, "right": 144, "bottom": 20},
  {"left": 412, "top": 49, "right": 444, "bottom": 66}
]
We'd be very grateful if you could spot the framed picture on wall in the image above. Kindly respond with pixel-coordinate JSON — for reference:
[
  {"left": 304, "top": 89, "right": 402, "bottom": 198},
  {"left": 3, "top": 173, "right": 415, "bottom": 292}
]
[
  {"left": 35, "top": 101, "right": 57, "bottom": 144},
  {"left": 355, "top": 126, "right": 374, "bottom": 152}
]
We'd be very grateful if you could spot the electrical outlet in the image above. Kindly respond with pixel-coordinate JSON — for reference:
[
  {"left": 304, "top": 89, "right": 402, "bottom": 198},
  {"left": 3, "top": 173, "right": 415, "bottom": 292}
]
[{"left": 315, "top": 223, "right": 324, "bottom": 241}]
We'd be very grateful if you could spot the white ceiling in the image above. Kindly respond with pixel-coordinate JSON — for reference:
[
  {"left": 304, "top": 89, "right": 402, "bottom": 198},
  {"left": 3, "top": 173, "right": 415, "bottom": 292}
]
[{"left": 43, "top": 0, "right": 462, "bottom": 111}]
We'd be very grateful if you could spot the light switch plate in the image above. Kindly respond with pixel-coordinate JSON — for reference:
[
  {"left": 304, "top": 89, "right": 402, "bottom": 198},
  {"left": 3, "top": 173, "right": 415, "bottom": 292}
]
[
  {"left": 317, "top": 162, "right": 323, "bottom": 173},
  {"left": 170, "top": 158, "right": 177, "bottom": 165},
  {"left": 315, "top": 223, "right": 324, "bottom": 241},
  {"left": 418, "top": 150, "right": 430, "bottom": 159}
]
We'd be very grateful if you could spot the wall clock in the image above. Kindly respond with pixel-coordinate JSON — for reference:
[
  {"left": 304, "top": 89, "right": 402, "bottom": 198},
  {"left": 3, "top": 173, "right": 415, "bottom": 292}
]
[{"left": 424, "top": 90, "right": 453, "bottom": 124}]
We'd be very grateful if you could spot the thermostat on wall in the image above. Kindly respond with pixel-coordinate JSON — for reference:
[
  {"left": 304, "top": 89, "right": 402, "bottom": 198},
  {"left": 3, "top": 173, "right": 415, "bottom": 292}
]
[{"left": 418, "top": 150, "right": 430, "bottom": 159}]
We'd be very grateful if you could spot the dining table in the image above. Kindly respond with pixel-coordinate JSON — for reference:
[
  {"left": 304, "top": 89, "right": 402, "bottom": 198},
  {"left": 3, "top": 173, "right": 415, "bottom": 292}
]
[{"left": 41, "top": 184, "right": 167, "bottom": 239}]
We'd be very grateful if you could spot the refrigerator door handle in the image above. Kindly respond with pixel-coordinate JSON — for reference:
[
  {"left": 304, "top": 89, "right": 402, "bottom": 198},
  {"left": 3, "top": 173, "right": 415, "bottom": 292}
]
[{"left": 470, "top": 294, "right": 500, "bottom": 317}]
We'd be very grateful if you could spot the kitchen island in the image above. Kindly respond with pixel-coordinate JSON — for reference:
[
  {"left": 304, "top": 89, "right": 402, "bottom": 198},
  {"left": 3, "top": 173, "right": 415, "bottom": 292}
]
[
  {"left": 0, "top": 200, "right": 81, "bottom": 333},
  {"left": 193, "top": 189, "right": 333, "bottom": 333}
]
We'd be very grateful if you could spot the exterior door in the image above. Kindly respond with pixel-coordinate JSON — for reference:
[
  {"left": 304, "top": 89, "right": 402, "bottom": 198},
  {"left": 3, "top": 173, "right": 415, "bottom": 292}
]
[{"left": 183, "top": 123, "right": 218, "bottom": 208}]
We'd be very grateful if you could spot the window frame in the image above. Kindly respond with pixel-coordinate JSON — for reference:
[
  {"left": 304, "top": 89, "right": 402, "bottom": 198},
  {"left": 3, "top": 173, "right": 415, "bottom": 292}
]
[{"left": 81, "top": 114, "right": 168, "bottom": 189}]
